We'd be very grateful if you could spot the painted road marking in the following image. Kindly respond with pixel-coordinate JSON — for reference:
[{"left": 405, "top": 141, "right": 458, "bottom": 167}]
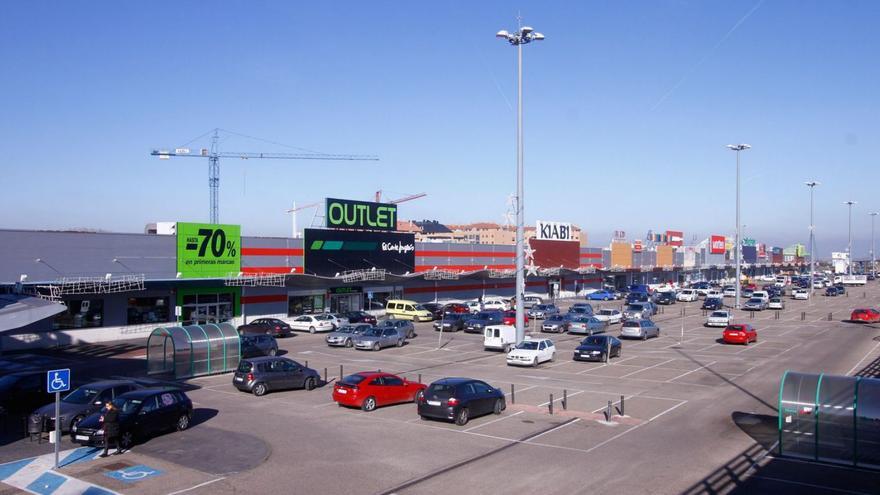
[
  {"left": 0, "top": 447, "right": 118, "bottom": 495},
  {"left": 104, "top": 464, "right": 164, "bottom": 484}
]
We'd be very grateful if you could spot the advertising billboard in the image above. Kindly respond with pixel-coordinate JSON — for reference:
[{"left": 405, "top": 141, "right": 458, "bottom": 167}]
[
  {"left": 325, "top": 198, "right": 397, "bottom": 232},
  {"left": 758, "top": 244, "right": 767, "bottom": 258},
  {"left": 710, "top": 235, "right": 726, "bottom": 254},
  {"left": 633, "top": 240, "right": 643, "bottom": 253},
  {"left": 303, "top": 228, "right": 414, "bottom": 277},
  {"left": 665, "top": 230, "right": 683, "bottom": 247},
  {"left": 176, "top": 222, "right": 241, "bottom": 278},
  {"left": 529, "top": 239, "right": 579, "bottom": 269},
  {"left": 743, "top": 238, "right": 756, "bottom": 247},
  {"left": 536, "top": 221, "right": 574, "bottom": 241},
  {"left": 743, "top": 246, "right": 758, "bottom": 263}
]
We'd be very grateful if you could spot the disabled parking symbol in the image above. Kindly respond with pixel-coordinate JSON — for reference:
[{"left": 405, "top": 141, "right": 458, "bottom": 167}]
[{"left": 104, "top": 465, "right": 163, "bottom": 484}]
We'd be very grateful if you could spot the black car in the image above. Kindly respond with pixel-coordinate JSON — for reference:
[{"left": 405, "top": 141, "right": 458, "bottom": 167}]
[
  {"left": 825, "top": 286, "right": 840, "bottom": 296},
  {"left": 626, "top": 292, "right": 649, "bottom": 304},
  {"left": 233, "top": 357, "right": 320, "bottom": 396},
  {"left": 72, "top": 388, "right": 193, "bottom": 450},
  {"left": 573, "top": 335, "right": 622, "bottom": 363},
  {"left": 421, "top": 303, "right": 445, "bottom": 319},
  {"left": 433, "top": 313, "right": 467, "bottom": 332},
  {"left": 834, "top": 284, "right": 846, "bottom": 295},
  {"left": 464, "top": 311, "right": 503, "bottom": 334},
  {"left": 702, "top": 298, "right": 724, "bottom": 310},
  {"left": 0, "top": 371, "right": 48, "bottom": 419},
  {"left": 654, "top": 292, "right": 676, "bottom": 305},
  {"left": 237, "top": 318, "right": 292, "bottom": 338},
  {"left": 240, "top": 334, "right": 278, "bottom": 358},
  {"left": 418, "top": 378, "right": 505, "bottom": 426},
  {"left": 346, "top": 311, "right": 378, "bottom": 325},
  {"left": 30, "top": 380, "right": 142, "bottom": 434}
]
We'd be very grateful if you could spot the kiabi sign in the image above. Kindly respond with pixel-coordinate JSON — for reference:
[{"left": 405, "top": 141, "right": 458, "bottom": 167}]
[
  {"left": 536, "top": 220, "right": 574, "bottom": 241},
  {"left": 326, "top": 198, "right": 397, "bottom": 231}
]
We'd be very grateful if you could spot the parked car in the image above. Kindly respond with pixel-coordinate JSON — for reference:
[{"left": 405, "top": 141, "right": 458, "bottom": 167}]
[
  {"left": 570, "top": 302, "right": 595, "bottom": 314},
  {"left": 237, "top": 318, "right": 292, "bottom": 337},
  {"left": 742, "top": 288, "right": 755, "bottom": 299},
  {"left": 290, "top": 314, "right": 335, "bottom": 333},
  {"left": 385, "top": 300, "right": 434, "bottom": 321},
  {"left": 465, "top": 301, "right": 482, "bottom": 313},
  {"left": 623, "top": 302, "right": 652, "bottom": 321},
  {"left": 233, "top": 357, "right": 320, "bottom": 395},
  {"left": 620, "top": 319, "right": 660, "bottom": 340},
  {"left": 706, "top": 289, "right": 724, "bottom": 299},
  {"left": 834, "top": 284, "right": 847, "bottom": 295},
  {"left": 568, "top": 316, "right": 607, "bottom": 335},
  {"left": 573, "top": 335, "right": 622, "bottom": 363},
  {"left": 825, "top": 287, "right": 840, "bottom": 297},
  {"left": 464, "top": 311, "right": 504, "bottom": 334},
  {"left": 378, "top": 319, "right": 416, "bottom": 339},
  {"left": 345, "top": 311, "right": 378, "bottom": 325},
  {"left": 677, "top": 289, "right": 699, "bottom": 302},
  {"left": 506, "top": 338, "right": 556, "bottom": 367},
  {"left": 433, "top": 313, "right": 468, "bottom": 332},
  {"left": 521, "top": 295, "right": 544, "bottom": 309},
  {"left": 528, "top": 304, "right": 559, "bottom": 319},
  {"left": 594, "top": 308, "right": 622, "bottom": 325},
  {"left": 702, "top": 297, "right": 724, "bottom": 310},
  {"left": 587, "top": 289, "right": 617, "bottom": 301},
  {"left": 723, "top": 324, "right": 757, "bottom": 345},
  {"left": 768, "top": 298, "right": 785, "bottom": 310},
  {"left": 417, "top": 378, "right": 505, "bottom": 426},
  {"left": 71, "top": 388, "right": 193, "bottom": 449},
  {"left": 793, "top": 288, "right": 810, "bottom": 300},
  {"left": 241, "top": 334, "right": 278, "bottom": 357},
  {"left": 705, "top": 310, "right": 733, "bottom": 327},
  {"left": 722, "top": 287, "right": 737, "bottom": 298},
  {"left": 743, "top": 298, "right": 768, "bottom": 311},
  {"left": 484, "top": 325, "right": 517, "bottom": 352},
  {"left": 655, "top": 292, "right": 677, "bottom": 305},
  {"left": 501, "top": 310, "right": 529, "bottom": 326},
  {"left": 333, "top": 372, "right": 426, "bottom": 412},
  {"left": 752, "top": 291, "right": 770, "bottom": 303},
  {"left": 354, "top": 326, "right": 407, "bottom": 350},
  {"left": 851, "top": 308, "right": 880, "bottom": 323},
  {"left": 482, "top": 298, "right": 510, "bottom": 312},
  {"left": 325, "top": 324, "right": 373, "bottom": 347},
  {"left": 30, "top": 380, "right": 142, "bottom": 434},
  {"left": 442, "top": 303, "right": 471, "bottom": 315},
  {"left": 626, "top": 292, "right": 649, "bottom": 304},
  {"left": 326, "top": 313, "right": 350, "bottom": 329},
  {"left": 541, "top": 314, "right": 570, "bottom": 333},
  {"left": 421, "top": 303, "right": 446, "bottom": 320},
  {"left": 0, "top": 371, "right": 48, "bottom": 418}
]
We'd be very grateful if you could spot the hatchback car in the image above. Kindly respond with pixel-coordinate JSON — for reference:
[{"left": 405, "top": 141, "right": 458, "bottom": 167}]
[
  {"left": 378, "top": 319, "right": 416, "bottom": 339},
  {"left": 237, "top": 318, "right": 292, "bottom": 337},
  {"left": 72, "top": 388, "right": 192, "bottom": 450},
  {"left": 442, "top": 303, "right": 470, "bottom": 315},
  {"left": 290, "top": 314, "right": 335, "bottom": 333},
  {"left": 354, "top": 326, "right": 407, "bottom": 350},
  {"left": 333, "top": 372, "right": 426, "bottom": 412},
  {"left": 418, "top": 378, "right": 505, "bottom": 426},
  {"left": 568, "top": 316, "right": 607, "bottom": 335},
  {"left": 30, "top": 380, "right": 142, "bottom": 435},
  {"left": 702, "top": 297, "right": 724, "bottom": 310},
  {"left": 623, "top": 303, "right": 652, "bottom": 321},
  {"left": 464, "top": 311, "right": 503, "bottom": 333},
  {"left": 851, "top": 308, "right": 880, "bottom": 323},
  {"left": 506, "top": 339, "right": 556, "bottom": 367},
  {"left": 573, "top": 335, "right": 622, "bottom": 362},
  {"left": 528, "top": 304, "right": 559, "bottom": 319},
  {"left": 793, "top": 289, "right": 810, "bottom": 300},
  {"left": 240, "top": 334, "right": 278, "bottom": 358},
  {"left": 593, "top": 308, "right": 622, "bottom": 325},
  {"left": 587, "top": 289, "right": 617, "bottom": 301},
  {"left": 723, "top": 324, "right": 757, "bottom": 345},
  {"left": 743, "top": 298, "right": 768, "bottom": 311},
  {"left": 620, "top": 319, "right": 660, "bottom": 340},
  {"left": 421, "top": 303, "right": 445, "bottom": 320},
  {"left": 655, "top": 292, "right": 676, "bottom": 305},
  {"left": 501, "top": 310, "right": 529, "bottom": 326},
  {"left": 706, "top": 310, "right": 732, "bottom": 327},
  {"left": 768, "top": 298, "right": 785, "bottom": 310},
  {"left": 325, "top": 323, "right": 373, "bottom": 347},
  {"left": 233, "top": 357, "right": 320, "bottom": 396},
  {"left": 433, "top": 313, "right": 468, "bottom": 332},
  {"left": 825, "top": 287, "right": 840, "bottom": 297},
  {"left": 345, "top": 311, "right": 378, "bottom": 325},
  {"left": 677, "top": 289, "right": 699, "bottom": 302},
  {"left": 541, "top": 314, "right": 570, "bottom": 333}
]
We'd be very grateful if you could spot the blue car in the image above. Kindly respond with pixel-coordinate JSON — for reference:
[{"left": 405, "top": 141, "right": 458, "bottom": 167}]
[{"left": 588, "top": 290, "right": 616, "bottom": 301}]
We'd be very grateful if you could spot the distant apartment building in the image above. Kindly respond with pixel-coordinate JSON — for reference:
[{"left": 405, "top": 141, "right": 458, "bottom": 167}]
[{"left": 399, "top": 220, "right": 583, "bottom": 245}]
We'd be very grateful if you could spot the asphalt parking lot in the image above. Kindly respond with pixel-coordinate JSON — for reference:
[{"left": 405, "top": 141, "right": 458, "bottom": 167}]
[{"left": 4, "top": 284, "right": 880, "bottom": 495}]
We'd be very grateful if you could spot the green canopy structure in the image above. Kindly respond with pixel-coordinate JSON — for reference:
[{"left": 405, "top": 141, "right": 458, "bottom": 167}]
[{"left": 147, "top": 323, "right": 240, "bottom": 379}]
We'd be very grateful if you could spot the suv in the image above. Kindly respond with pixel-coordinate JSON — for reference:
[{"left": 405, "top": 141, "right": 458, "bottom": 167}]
[
  {"left": 233, "top": 357, "right": 320, "bottom": 396},
  {"left": 240, "top": 334, "right": 278, "bottom": 358}
]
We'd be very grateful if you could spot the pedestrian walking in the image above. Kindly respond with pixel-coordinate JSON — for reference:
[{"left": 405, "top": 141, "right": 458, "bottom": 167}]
[{"left": 100, "top": 402, "right": 121, "bottom": 456}]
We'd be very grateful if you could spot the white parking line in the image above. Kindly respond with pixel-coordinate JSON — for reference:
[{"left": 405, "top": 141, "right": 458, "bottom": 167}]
[
  {"left": 619, "top": 358, "right": 675, "bottom": 378},
  {"left": 525, "top": 418, "right": 582, "bottom": 442},
  {"left": 665, "top": 361, "right": 717, "bottom": 382},
  {"left": 464, "top": 410, "right": 524, "bottom": 432},
  {"left": 537, "top": 390, "right": 584, "bottom": 407},
  {"left": 580, "top": 399, "right": 688, "bottom": 454},
  {"left": 736, "top": 341, "right": 766, "bottom": 354},
  {"left": 847, "top": 340, "right": 880, "bottom": 375},
  {"left": 167, "top": 478, "right": 227, "bottom": 495}
]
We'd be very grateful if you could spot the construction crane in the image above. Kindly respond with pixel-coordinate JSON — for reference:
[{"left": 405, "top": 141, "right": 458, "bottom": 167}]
[
  {"left": 374, "top": 190, "right": 427, "bottom": 204},
  {"left": 284, "top": 201, "right": 321, "bottom": 238},
  {"left": 152, "top": 129, "right": 379, "bottom": 224}
]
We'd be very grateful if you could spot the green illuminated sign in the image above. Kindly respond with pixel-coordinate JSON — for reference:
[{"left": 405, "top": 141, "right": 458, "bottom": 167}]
[
  {"left": 325, "top": 198, "right": 397, "bottom": 231},
  {"left": 176, "top": 222, "right": 241, "bottom": 278}
]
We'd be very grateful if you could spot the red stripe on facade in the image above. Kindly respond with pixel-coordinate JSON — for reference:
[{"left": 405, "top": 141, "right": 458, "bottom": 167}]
[
  {"left": 579, "top": 253, "right": 602, "bottom": 258},
  {"left": 414, "top": 264, "right": 516, "bottom": 272},
  {"left": 241, "top": 266, "right": 303, "bottom": 274},
  {"left": 241, "top": 294, "right": 288, "bottom": 304},
  {"left": 404, "top": 280, "right": 545, "bottom": 294},
  {"left": 416, "top": 251, "right": 516, "bottom": 258},
  {"left": 579, "top": 263, "right": 604, "bottom": 268},
  {"left": 240, "top": 247, "right": 303, "bottom": 256}
]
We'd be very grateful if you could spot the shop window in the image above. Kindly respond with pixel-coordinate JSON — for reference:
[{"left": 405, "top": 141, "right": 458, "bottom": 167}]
[
  {"left": 127, "top": 297, "right": 170, "bottom": 325},
  {"left": 53, "top": 299, "right": 104, "bottom": 330},
  {"left": 288, "top": 295, "right": 325, "bottom": 317}
]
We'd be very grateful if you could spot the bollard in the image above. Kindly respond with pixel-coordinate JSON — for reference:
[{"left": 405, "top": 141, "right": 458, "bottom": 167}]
[
  {"left": 605, "top": 400, "right": 612, "bottom": 422},
  {"left": 828, "top": 312, "right": 833, "bottom": 321},
  {"left": 563, "top": 389, "right": 568, "bottom": 410},
  {"left": 846, "top": 291, "right": 849, "bottom": 298},
  {"left": 511, "top": 384, "right": 515, "bottom": 404},
  {"left": 418, "top": 373, "right": 422, "bottom": 384},
  {"left": 324, "top": 367, "right": 327, "bottom": 383},
  {"left": 549, "top": 394, "right": 554, "bottom": 415},
  {"left": 775, "top": 311, "right": 780, "bottom": 320},
  {"left": 864, "top": 292, "right": 867, "bottom": 299},
  {"left": 749, "top": 311, "right": 754, "bottom": 319},
  {"left": 801, "top": 311, "right": 806, "bottom": 321},
  {"left": 619, "top": 395, "right": 625, "bottom": 416},
  {"left": 340, "top": 365, "right": 343, "bottom": 380},
  {"left": 305, "top": 360, "right": 308, "bottom": 369}
]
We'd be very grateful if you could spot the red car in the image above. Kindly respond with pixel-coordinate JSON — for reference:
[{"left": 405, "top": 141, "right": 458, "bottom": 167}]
[
  {"left": 501, "top": 310, "right": 529, "bottom": 326},
  {"left": 723, "top": 324, "right": 757, "bottom": 345},
  {"left": 332, "top": 371, "right": 426, "bottom": 412},
  {"left": 443, "top": 303, "right": 470, "bottom": 315},
  {"left": 851, "top": 308, "right": 880, "bottom": 323}
]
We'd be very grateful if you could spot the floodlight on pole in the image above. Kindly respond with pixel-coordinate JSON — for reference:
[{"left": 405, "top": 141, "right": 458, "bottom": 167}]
[
  {"left": 726, "top": 144, "right": 750, "bottom": 309},
  {"left": 845, "top": 201, "right": 857, "bottom": 275},
  {"left": 805, "top": 181, "right": 819, "bottom": 298},
  {"left": 870, "top": 212, "right": 878, "bottom": 279}
]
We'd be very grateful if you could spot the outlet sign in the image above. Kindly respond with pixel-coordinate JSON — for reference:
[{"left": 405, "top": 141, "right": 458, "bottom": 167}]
[
  {"left": 326, "top": 198, "right": 397, "bottom": 231},
  {"left": 176, "top": 222, "right": 241, "bottom": 278},
  {"left": 536, "top": 221, "right": 573, "bottom": 241}
]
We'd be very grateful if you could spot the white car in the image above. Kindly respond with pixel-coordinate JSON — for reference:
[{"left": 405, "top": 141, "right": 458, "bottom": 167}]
[
  {"left": 325, "top": 313, "right": 350, "bottom": 329},
  {"left": 706, "top": 310, "right": 733, "bottom": 327},
  {"left": 812, "top": 281, "right": 825, "bottom": 289},
  {"left": 722, "top": 287, "right": 737, "bottom": 298},
  {"left": 465, "top": 301, "right": 482, "bottom": 313},
  {"left": 594, "top": 308, "right": 622, "bottom": 325},
  {"left": 751, "top": 291, "right": 770, "bottom": 303},
  {"left": 793, "top": 289, "right": 810, "bottom": 300},
  {"left": 768, "top": 298, "right": 785, "bottom": 310},
  {"left": 290, "top": 314, "right": 335, "bottom": 333},
  {"left": 482, "top": 298, "right": 510, "bottom": 311},
  {"left": 677, "top": 289, "right": 699, "bottom": 302},
  {"left": 506, "top": 338, "right": 556, "bottom": 367}
]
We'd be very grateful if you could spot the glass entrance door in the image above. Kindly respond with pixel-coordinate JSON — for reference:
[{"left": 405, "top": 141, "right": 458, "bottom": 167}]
[{"left": 330, "top": 294, "right": 362, "bottom": 313}]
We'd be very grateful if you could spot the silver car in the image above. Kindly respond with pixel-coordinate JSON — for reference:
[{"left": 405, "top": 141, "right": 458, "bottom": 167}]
[
  {"left": 353, "top": 326, "right": 407, "bottom": 351},
  {"left": 568, "top": 316, "right": 607, "bottom": 336},
  {"left": 619, "top": 319, "right": 660, "bottom": 340},
  {"left": 378, "top": 319, "right": 415, "bottom": 339},
  {"left": 529, "top": 304, "right": 559, "bottom": 319},
  {"left": 325, "top": 324, "right": 373, "bottom": 347},
  {"left": 622, "top": 303, "right": 651, "bottom": 321},
  {"left": 541, "top": 314, "right": 569, "bottom": 333},
  {"left": 743, "top": 298, "right": 768, "bottom": 311}
]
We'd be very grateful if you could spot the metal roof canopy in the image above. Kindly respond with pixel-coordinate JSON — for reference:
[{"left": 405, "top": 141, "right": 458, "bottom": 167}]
[
  {"left": 0, "top": 294, "right": 67, "bottom": 332},
  {"left": 147, "top": 323, "right": 240, "bottom": 380}
]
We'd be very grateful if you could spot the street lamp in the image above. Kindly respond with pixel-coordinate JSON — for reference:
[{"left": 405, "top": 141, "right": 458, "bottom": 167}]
[
  {"left": 871, "top": 212, "right": 879, "bottom": 278},
  {"left": 845, "top": 201, "right": 856, "bottom": 275},
  {"left": 726, "top": 144, "right": 751, "bottom": 309},
  {"left": 805, "top": 181, "right": 819, "bottom": 298},
  {"left": 497, "top": 24, "right": 544, "bottom": 345}
]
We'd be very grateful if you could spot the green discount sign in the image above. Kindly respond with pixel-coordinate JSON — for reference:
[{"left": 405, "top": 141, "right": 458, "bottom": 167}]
[{"left": 176, "top": 222, "right": 241, "bottom": 278}]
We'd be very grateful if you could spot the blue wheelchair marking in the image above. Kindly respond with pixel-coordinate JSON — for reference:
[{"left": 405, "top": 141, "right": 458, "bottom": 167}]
[
  {"left": 26, "top": 471, "right": 66, "bottom": 495},
  {"left": 59, "top": 447, "right": 102, "bottom": 468},
  {"left": 82, "top": 486, "right": 118, "bottom": 495},
  {"left": 0, "top": 458, "right": 34, "bottom": 481},
  {"left": 46, "top": 369, "right": 71, "bottom": 393},
  {"left": 103, "top": 464, "right": 163, "bottom": 484}
]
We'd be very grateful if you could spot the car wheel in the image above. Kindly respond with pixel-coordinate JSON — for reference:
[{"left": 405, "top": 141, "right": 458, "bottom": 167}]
[
  {"left": 309, "top": 326, "right": 316, "bottom": 334},
  {"left": 253, "top": 383, "right": 268, "bottom": 396},
  {"left": 642, "top": 333, "right": 647, "bottom": 341},
  {"left": 603, "top": 353, "right": 609, "bottom": 363},
  {"left": 550, "top": 352, "right": 556, "bottom": 362},
  {"left": 493, "top": 399, "right": 504, "bottom": 415},
  {"left": 345, "top": 339, "right": 353, "bottom": 348},
  {"left": 455, "top": 408, "right": 469, "bottom": 426},
  {"left": 414, "top": 390, "right": 424, "bottom": 403},
  {"left": 604, "top": 296, "right": 610, "bottom": 301},
  {"left": 397, "top": 339, "right": 404, "bottom": 347},
  {"left": 617, "top": 348, "right": 622, "bottom": 358},
  {"left": 503, "top": 344, "right": 512, "bottom": 353},
  {"left": 372, "top": 342, "right": 380, "bottom": 351},
  {"left": 268, "top": 348, "right": 277, "bottom": 357},
  {"left": 119, "top": 431, "right": 135, "bottom": 449},
  {"left": 420, "top": 415, "right": 429, "bottom": 421},
  {"left": 176, "top": 413, "right": 190, "bottom": 431},
  {"left": 305, "top": 377, "right": 316, "bottom": 391},
  {"left": 532, "top": 357, "right": 539, "bottom": 367},
  {"left": 362, "top": 396, "right": 377, "bottom": 412},
  {"left": 69, "top": 415, "right": 84, "bottom": 433}
]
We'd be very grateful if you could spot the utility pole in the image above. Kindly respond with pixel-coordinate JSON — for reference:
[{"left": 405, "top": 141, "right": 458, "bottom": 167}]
[
  {"left": 726, "top": 144, "right": 751, "bottom": 308},
  {"left": 871, "top": 212, "right": 878, "bottom": 278},
  {"left": 845, "top": 201, "right": 856, "bottom": 275},
  {"left": 806, "top": 181, "right": 819, "bottom": 298}
]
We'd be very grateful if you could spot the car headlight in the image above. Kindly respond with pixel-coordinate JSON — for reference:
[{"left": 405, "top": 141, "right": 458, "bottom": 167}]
[{"left": 96, "top": 429, "right": 104, "bottom": 435}]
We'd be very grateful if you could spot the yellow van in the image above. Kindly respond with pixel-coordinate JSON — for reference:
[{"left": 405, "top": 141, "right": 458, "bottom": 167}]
[{"left": 385, "top": 299, "right": 433, "bottom": 321}]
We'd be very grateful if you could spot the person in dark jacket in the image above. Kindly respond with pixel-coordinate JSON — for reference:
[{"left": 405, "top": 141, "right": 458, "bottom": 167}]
[{"left": 100, "top": 402, "right": 121, "bottom": 456}]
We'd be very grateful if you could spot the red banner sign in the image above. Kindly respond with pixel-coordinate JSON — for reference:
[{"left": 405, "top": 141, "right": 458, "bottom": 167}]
[
  {"left": 710, "top": 235, "right": 726, "bottom": 254},
  {"left": 666, "top": 230, "right": 683, "bottom": 247}
]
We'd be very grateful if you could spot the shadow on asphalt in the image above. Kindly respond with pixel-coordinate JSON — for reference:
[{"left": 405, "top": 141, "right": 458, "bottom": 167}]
[
  {"left": 673, "top": 348, "right": 777, "bottom": 412},
  {"left": 190, "top": 407, "right": 219, "bottom": 428}
]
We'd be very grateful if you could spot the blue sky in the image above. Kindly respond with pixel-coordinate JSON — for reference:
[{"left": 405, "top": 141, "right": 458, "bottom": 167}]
[{"left": 1, "top": 1, "right": 878, "bottom": 257}]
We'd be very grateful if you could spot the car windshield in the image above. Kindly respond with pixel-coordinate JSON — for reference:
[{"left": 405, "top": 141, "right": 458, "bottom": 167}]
[
  {"left": 623, "top": 321, "right": 640, "bottom": 327},
  {"left": 711, "top": 312, "right": 728, "bottom": 317},
  {"left": 770, "top": 298, "right": 781, "bottom": 303},
  {"left": 626, "top": 304, "right": 644, "bottom": 311},
  {"left": 581, "top": 336, "right": 606, "bottom": 346},
  {"left": 748, "top": 298, "right": 762, "bottom": 303},
  {"left": 110, "top": 397, "right": 143, "bottom": 415},
  {"left": 599, "top": 310, "right": 615, "bottom": 315},
  {"left": 63, "top": 386, "right": 100, "bottom": 404},
  {"left": 547, "top": 315, "right": 564, "bottom": 322},
  {"left": 340, "top": 374, "right": 367, "bottom": 386},
  {"left": 476, "top": 312, "right": 495, "bottom": 319},
  {"left": 534, "top": 305, "right": 551, "bottom": 310},
  {"left": 336, "top": 326, "right": 357, "bottom": 333},
  {"left": 516, "top": 341, "right": 540, "bottom": 350},
  {"left": 362, "top": 328, "right": 382, "bottom": 337}
]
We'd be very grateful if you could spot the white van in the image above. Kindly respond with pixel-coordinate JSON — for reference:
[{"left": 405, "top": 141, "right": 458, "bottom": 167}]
[
  {"left": 484, "top": 325, "right": 517, "bottom": 352},
  {"left": 752, "top": 291, "right": 770, "bottom": 303}
]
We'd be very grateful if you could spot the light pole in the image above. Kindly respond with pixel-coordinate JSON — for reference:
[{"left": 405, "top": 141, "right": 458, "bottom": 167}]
[
  {"left": 805, "top": 181, "right": 819, "bottom": 297},
  {"left": 727, "top": 144, "right": 751, "bottom": 309},
  {"left": 845, "top": 201, "right": 856, "bottom": 275},
  {"left": 497, "top": 24, "right": 544, "bottom": 345},
  {"left": 871, "top": 212, "right": 878, "bottom": 278}
]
